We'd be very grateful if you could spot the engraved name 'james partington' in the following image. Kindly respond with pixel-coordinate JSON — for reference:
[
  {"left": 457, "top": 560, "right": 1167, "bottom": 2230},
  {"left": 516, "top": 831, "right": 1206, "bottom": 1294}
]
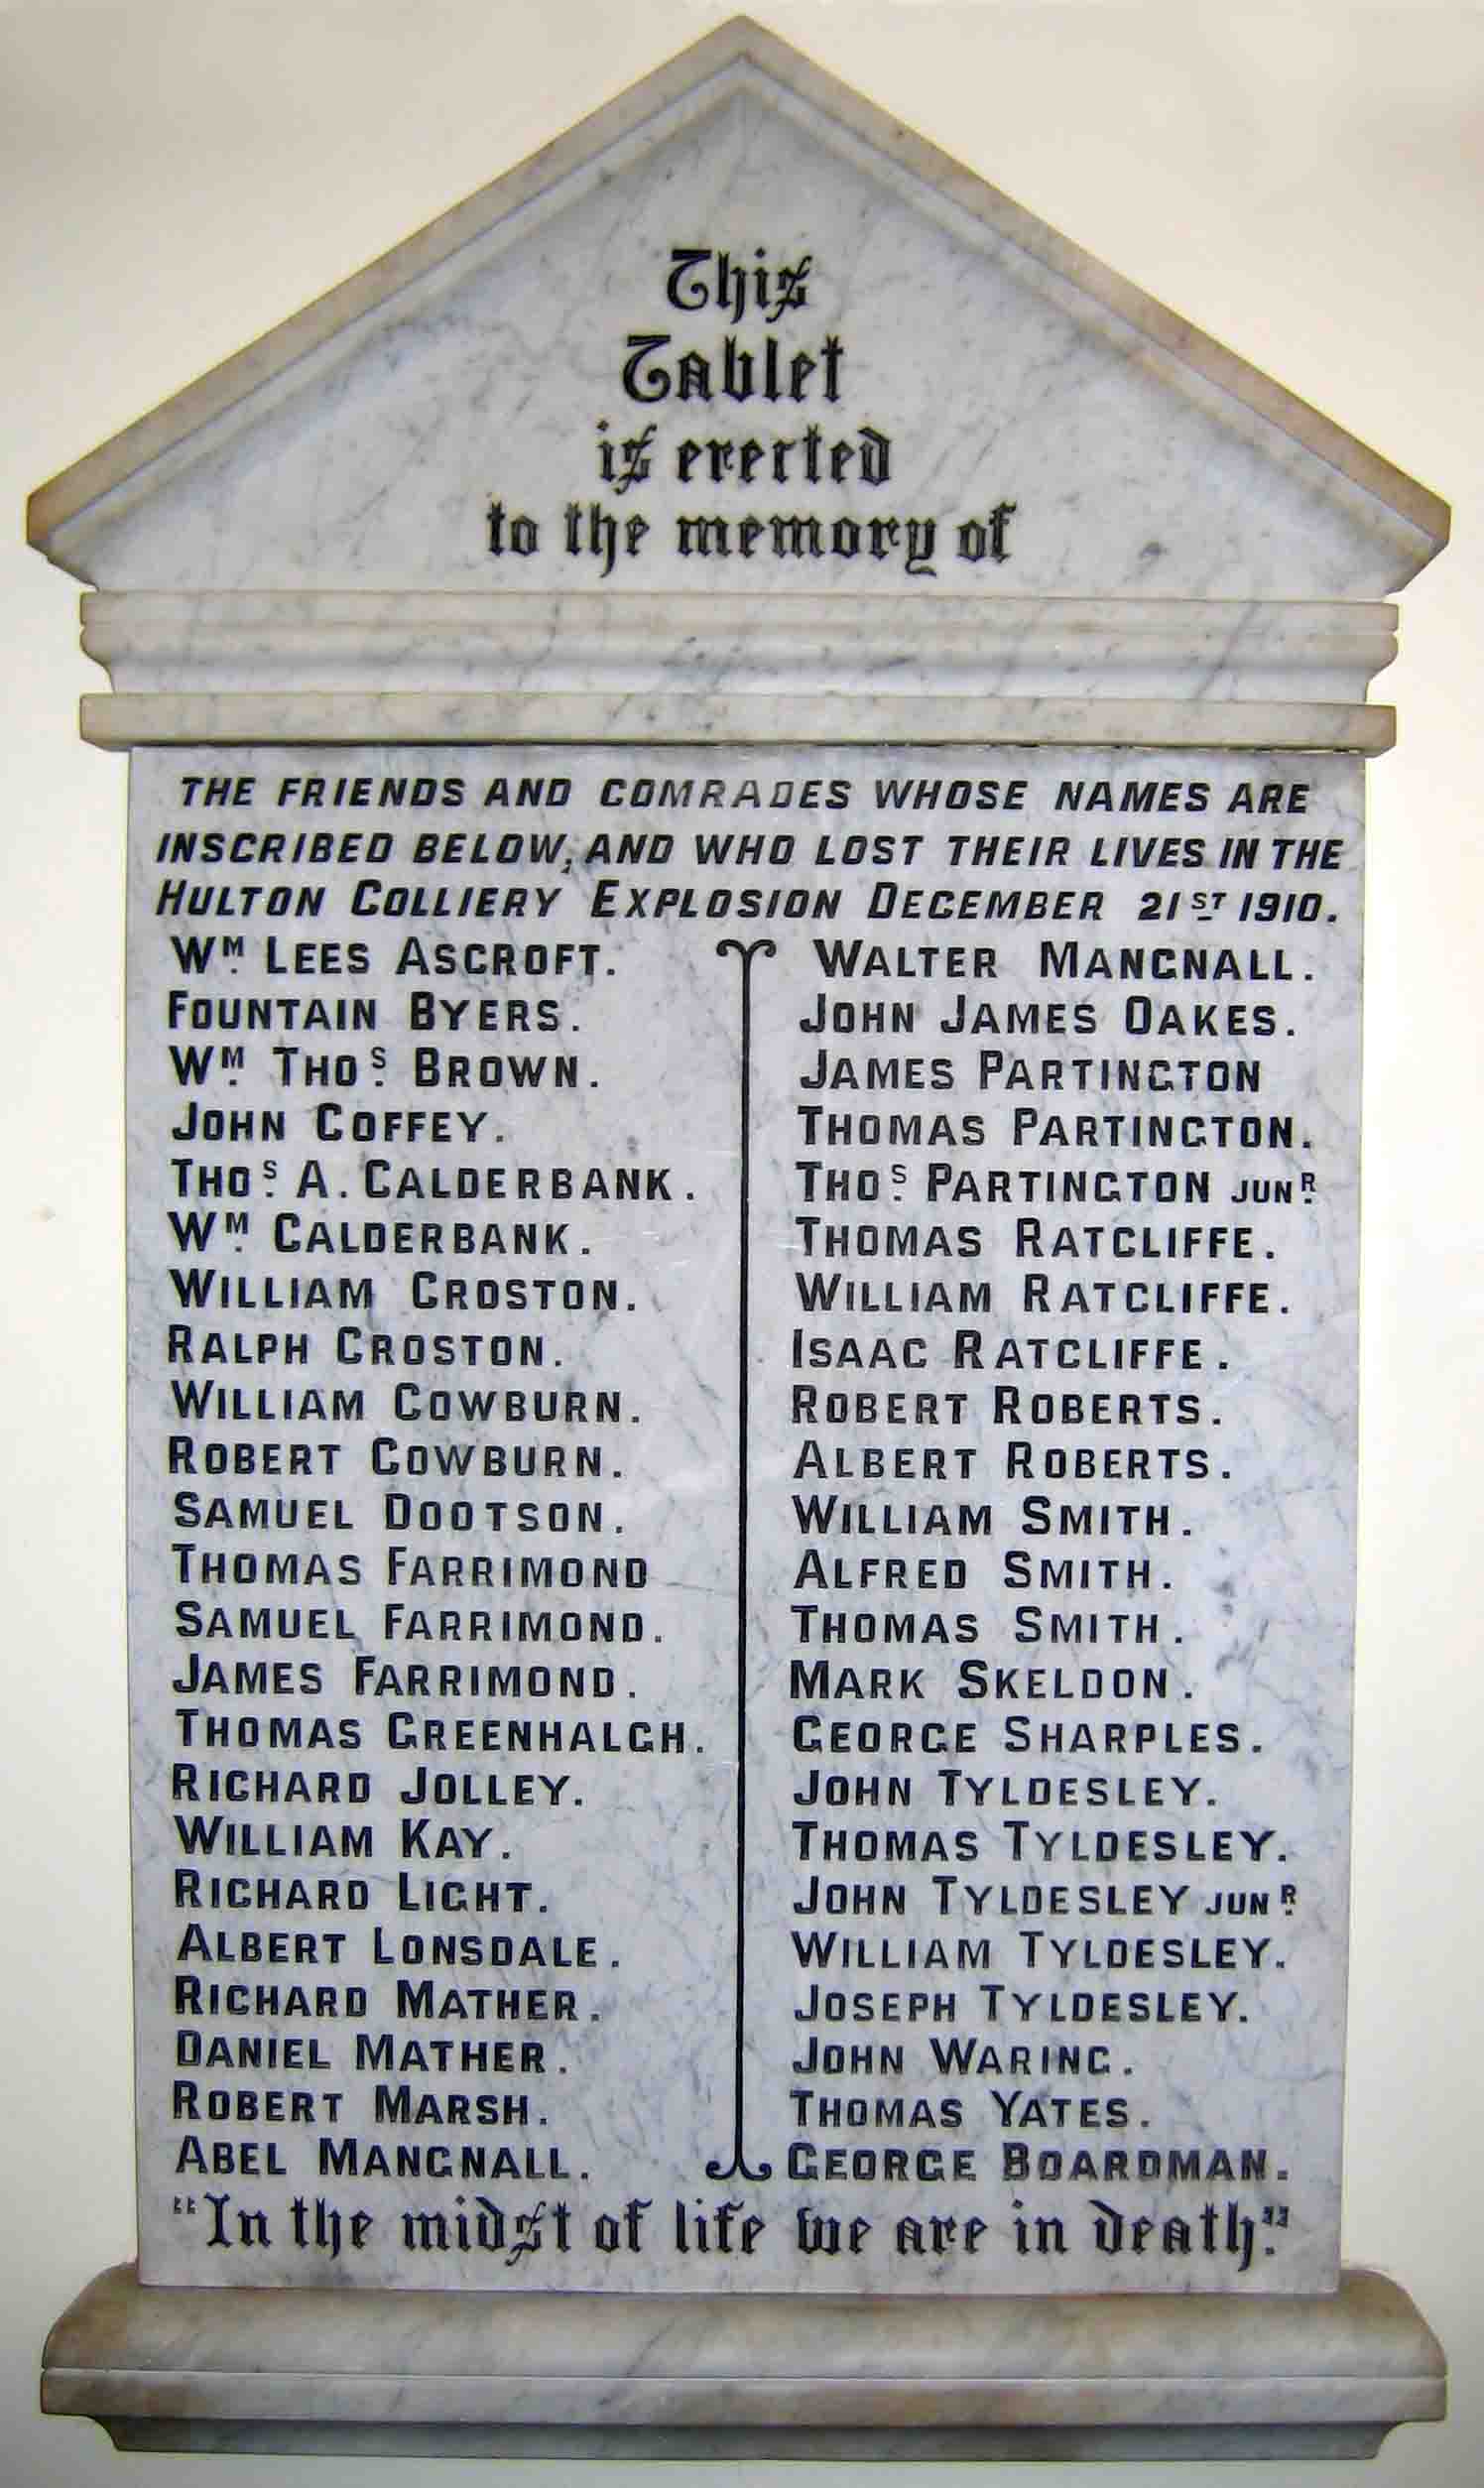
[{"left": 125, "top": 745, "right": 1357, "bottom": 2294}]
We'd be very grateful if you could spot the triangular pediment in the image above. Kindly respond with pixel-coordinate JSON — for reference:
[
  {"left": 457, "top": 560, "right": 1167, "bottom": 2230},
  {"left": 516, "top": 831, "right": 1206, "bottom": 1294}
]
[{"left": 30, "top": 18, "right": 1446, "bottom": 601}]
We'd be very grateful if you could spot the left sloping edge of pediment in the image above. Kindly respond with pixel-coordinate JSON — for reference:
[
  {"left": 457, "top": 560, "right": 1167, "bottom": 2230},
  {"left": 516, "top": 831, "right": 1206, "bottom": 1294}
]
[{"left": 27, "top": 14, "right": 1448, "bottom": 590}]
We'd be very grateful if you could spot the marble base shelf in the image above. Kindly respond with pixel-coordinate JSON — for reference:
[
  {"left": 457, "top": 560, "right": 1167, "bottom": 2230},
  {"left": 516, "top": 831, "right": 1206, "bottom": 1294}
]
[{"left": 43, "top": 2264, "right": 1443, "bottom": 2460}]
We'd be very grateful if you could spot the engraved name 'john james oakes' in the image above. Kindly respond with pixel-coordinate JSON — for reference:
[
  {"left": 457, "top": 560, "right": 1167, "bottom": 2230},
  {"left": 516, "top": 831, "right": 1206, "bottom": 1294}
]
[
  {"left": 28, "top": 19, "right": 1448, "bottom": 2345},
  {"left": 130, "top": 739, "right": 1358, "bottom": 2295}
]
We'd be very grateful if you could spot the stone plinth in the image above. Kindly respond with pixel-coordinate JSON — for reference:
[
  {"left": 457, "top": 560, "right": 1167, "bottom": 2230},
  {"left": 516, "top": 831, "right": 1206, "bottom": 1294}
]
[{"left": 44, "top": 2263, "right": 1442, "bottom": 2459}]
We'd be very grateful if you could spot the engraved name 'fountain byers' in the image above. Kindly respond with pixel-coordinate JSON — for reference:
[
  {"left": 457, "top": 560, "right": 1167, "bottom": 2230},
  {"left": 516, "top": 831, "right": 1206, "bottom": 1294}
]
[
  {"left": 126, "top": 740, "right": 1357, "bottom": 2296},
  {"left": 34, "top": 17, "right": 1448, "bottom": 2458}
]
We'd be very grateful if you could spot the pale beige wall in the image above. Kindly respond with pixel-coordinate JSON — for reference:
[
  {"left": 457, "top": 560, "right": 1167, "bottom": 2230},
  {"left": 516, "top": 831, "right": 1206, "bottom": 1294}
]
[{"left": 2, "top": 6, "right": 1479, "bottom": 2483}]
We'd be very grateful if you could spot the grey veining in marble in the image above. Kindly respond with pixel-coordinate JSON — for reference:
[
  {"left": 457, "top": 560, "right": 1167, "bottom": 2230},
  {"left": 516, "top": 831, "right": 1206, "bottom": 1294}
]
[
  {"left": 24, "top": 21, "right": 1452, "bottom": 2460},
  {"left": 127, "top": 741, "right": 1359, "bottom": 2296},
  {"left": 31, "top": 22, "right": 1445, "bottom": 610},
  {"left": 42, "top": 2261, "right": 1444, "bottom": 2456}
]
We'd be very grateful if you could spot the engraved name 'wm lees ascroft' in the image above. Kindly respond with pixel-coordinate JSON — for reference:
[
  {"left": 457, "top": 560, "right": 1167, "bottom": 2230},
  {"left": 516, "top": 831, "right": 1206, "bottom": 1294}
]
[{"left": 127, "top": 743, "right": 1358, "bottom": 2293}]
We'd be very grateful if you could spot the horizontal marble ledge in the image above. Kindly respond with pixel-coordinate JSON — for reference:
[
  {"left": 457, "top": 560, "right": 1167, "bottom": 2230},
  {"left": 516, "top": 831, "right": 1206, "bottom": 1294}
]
[
  {"left": 43, "top": 2263, "right": 1443, "bottom": 2461},
  {"left": 79, "top": 690, "right": 1396, "bottom": 753},
  {"left": 80, "top": 593, "right": 1398, "bottom": 704}
]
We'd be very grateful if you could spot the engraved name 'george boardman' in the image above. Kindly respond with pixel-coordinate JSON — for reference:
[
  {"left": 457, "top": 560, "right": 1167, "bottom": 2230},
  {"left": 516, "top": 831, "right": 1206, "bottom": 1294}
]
[{"left": 32, "top": 12, "right": 1449, "bottom": 2464}]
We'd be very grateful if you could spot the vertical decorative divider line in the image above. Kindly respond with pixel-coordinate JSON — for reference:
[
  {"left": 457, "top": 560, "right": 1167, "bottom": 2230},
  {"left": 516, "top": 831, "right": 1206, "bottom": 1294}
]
[{"left": 707, "top": 935, "right": 776, "bottom": 2185}]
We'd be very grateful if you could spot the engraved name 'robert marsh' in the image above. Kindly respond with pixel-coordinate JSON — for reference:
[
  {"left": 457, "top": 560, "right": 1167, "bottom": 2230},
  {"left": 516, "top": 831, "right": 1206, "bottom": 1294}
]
[{"left": 127, "top": 747, "right": 1355, "bottom": 2291}]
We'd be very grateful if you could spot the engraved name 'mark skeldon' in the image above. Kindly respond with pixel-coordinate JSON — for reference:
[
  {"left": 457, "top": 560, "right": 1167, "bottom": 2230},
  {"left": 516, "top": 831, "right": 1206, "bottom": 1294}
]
[
  {"left": 126, "top": 741, "right": 1357, "bottom": 2294},
  {"left": 18, "top": 34, "right": 1449, "bottom": 2460},
  {"left": 486, "top": 245, "right": 1017, "bottom": 577}
]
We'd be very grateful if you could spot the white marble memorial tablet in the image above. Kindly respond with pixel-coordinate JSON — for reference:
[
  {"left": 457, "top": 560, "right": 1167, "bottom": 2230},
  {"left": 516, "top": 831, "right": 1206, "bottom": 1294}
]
[
  {"left": 30, "top": 20, "right": 1453, "bottom": 2457},
  {"left": 128, "top": 742, "right": 1359, "bottom": 2294}
]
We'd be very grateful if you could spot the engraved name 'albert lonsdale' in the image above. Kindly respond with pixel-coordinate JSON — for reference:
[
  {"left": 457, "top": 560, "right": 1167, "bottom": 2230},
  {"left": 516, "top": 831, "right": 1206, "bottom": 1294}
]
[{"left": 129, "top": 744, "right": 1358, "bottom": 2295}]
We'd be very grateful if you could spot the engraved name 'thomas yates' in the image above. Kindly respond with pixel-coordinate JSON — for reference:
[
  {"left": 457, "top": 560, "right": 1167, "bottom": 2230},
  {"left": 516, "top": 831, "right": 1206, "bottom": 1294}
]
[
  {"left": 20, "top": 4, "right": 1446, "bottom": 2393},
  {"left": 120, "top": 741, "right": 1356, "bottom": 2294}
]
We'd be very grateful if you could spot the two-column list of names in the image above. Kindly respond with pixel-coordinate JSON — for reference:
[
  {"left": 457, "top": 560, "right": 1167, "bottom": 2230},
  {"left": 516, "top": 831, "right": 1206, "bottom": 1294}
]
[{"left": 126, "top": 744, "right": 1360, "bottom": 2292}]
